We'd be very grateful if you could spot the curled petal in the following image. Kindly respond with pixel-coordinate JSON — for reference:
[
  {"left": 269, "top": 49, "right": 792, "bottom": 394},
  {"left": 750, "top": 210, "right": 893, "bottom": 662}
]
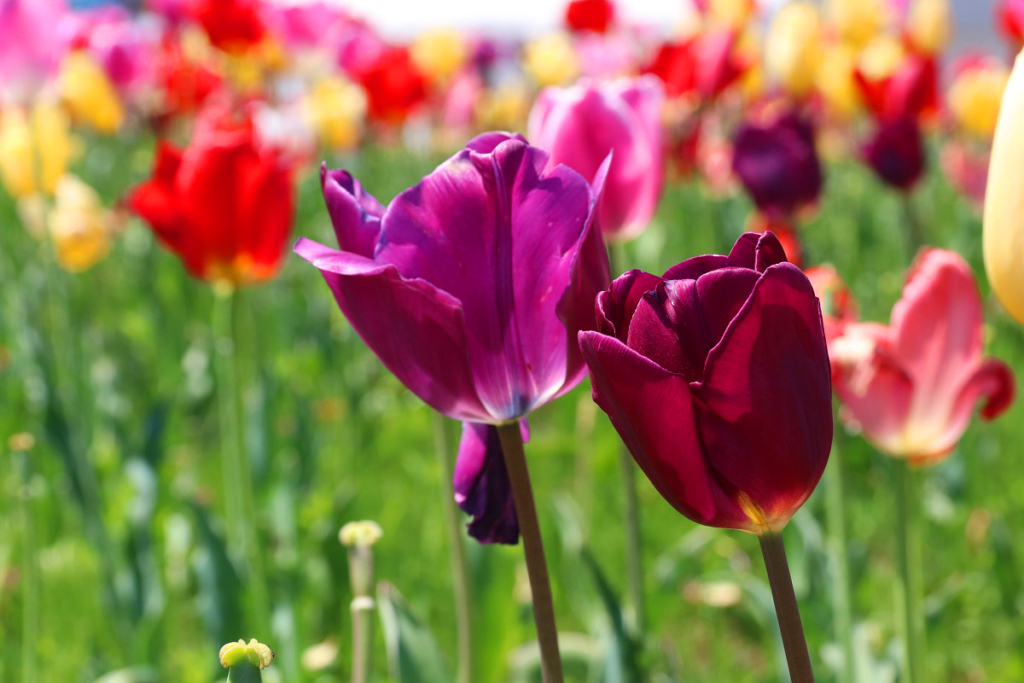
[
  {"left": 320, "top": 165, "right": 384, "bottom": 259},
  {"left": 454, "top": 421, "right": 524, "bottom": 545},
  {"left": 596, "top": 269, "right": 663, "bottom": 341}
]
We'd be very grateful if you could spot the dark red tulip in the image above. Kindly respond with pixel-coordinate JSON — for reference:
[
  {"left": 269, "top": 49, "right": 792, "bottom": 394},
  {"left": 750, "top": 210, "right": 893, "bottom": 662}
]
[
  {"left": 854, "top": 52, "right": 939, "bottom": 123},
  {"left": 564, "top": 0, "right": 615, "bottom": 34},
  {"left": 579, "top": 232, "right": 832, "bottom": 532},
  {"left": 186, "top": 0, "right": 266, "bottom": 53},
  {"left": 453, "top": 421, "right": 528, "bottom": 544},
  {"left": 862, "top": 116, "right": 925, "bottom": 192},
  {"left": 354, "top": 46, "right": 427, "bottom": 125},
  {"left": 128, "top": 106, "right": 295, "bottom": 285},
  {"left": 732, "top": 109, "right": 823, "bottom": 219}
]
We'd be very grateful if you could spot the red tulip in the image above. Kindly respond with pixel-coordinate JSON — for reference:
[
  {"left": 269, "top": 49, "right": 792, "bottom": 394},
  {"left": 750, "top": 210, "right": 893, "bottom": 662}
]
[
  {"left": 354, "top": 46, "right": 427, "bottom": 125},
  {"left": 154, "top": 35, "right": 222, "bottom": 121},
  {"left": 854, "top": 51, "right": 939, "bottom": 123},
  {"left": 830, "top": 249, "right": 1014, "bottom": 465},
  {"left": 579, "top": 232, "right": 832, "bottom": 532},
  {"left": 999, "top": 0, "right": 1024, "bottom": 44},
  {"left": 642, "top": 30, "right": 748, "bottom": 102},
  {"left": 186, "top": 0, "right": 266, "bottom": 53},
  {"left": 128, "top": 106, "right": 295, "bottom": 286},
  {"left": 564, "top": 0, "right": 615, "bottom": 34}
]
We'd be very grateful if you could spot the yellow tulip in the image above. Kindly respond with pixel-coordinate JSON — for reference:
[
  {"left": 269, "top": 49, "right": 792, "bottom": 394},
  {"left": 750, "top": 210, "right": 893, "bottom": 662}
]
[
  {"left": 765, "top": 2, "right": 822, "bottom": 98},
  {"left": 857, "top": 35, "right": 905, "bottom": 82},
  {"left": 948, "top": 63, "right": 1009, "bottom": 140},
  {"left": 48, "top": 175, "right": 117, "bottom": 273},
  {"left": 907, "top": 0, "right": 952, "bottom": 55},
  {"left": 523, "top": 34, "right": 579, "bottom": 87},
  {"left": 410, "top": 28, "right": 467, "bottom": 85},
  {"left": 303, "top": 77, "right": 366, "bottom": 151},
  {"left": 983, "top": 50, "right": 1024, "bottom": 324},
  {"left": 705, "top": 0, "right": 757, "bottom": 31},
  {"left": 59, "top": 51, "right": 125, "bottom": 134},
  {"left": 816, "top": 43, "right": 861, "bottom": 118},
  {"left": 476, "top": 83, "right": 530, "bottom": 132},
  {"left": 826, "top": 0, "right": 892, "bottom": 49},
  {"left": 0, "top": 103, "right": 75, "bottom": 199}
]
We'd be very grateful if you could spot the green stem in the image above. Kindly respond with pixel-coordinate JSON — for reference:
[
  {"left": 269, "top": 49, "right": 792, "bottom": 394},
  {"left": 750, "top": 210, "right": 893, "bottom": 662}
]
[
  {"left": 824, "top": 444, "right": 855, "bottom": 683},
  {"left": 16, "top": 450, "right": 38, "bottom": 683},
  {"left": 894, "top": 460, "right": 924, "bottom": 683},
  {"left": 495, "top": 423, "right": 563, "bottom": 683},
  {"left": 432, "top": 414, "right": 473, "bottom": 683},
  {"left": 213, "top": 288, "right": 269, "bottom": 633},
  {"left": 351, "top": 596, "right": 374, "bottom": 683},
  {"left": 226, "top": 664, "right": 263, "bottom": 683},
  {"left": 758, "top": 532, "right": 815, "bottom": 683},
  {"left": 902, "top": 193, "right": 925, "bottom": 257},
  {"left": 608, "top": 241, "right": 645, "bottom": 633}
]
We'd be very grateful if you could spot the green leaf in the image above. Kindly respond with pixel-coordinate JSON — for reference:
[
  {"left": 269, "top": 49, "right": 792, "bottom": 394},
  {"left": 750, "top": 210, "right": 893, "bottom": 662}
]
[
  {"left": 581, "top": 549, "right": 643, "bottom": 683},
  {"left": 378, "top": 582, "right": 452, "bottom": 683}
]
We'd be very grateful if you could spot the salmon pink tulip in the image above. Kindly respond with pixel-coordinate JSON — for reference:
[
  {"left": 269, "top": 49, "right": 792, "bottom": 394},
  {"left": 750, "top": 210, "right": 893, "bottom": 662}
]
[
  {"left": 295, "top": 132, "right": 610, "bottom": 424},
  {"left": 579, "top": 232, "right": 832, "bottom": 533},
  {"left": 528, "top": 77, "right": 665, "bottom": 241},
  {"left": 830, "top": 249, "right": 1014, "bottom": 465}
]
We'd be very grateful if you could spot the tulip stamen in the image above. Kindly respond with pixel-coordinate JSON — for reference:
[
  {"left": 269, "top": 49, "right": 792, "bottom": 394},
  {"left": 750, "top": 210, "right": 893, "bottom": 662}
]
[{"left": 736, "top": 491, "right": 771, "bottom": 533}]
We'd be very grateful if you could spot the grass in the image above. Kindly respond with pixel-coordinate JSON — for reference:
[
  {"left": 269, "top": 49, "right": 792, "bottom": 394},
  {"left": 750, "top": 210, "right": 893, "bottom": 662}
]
[{"left": 1, "top": 133, "right": 1023, "bottom": 683}]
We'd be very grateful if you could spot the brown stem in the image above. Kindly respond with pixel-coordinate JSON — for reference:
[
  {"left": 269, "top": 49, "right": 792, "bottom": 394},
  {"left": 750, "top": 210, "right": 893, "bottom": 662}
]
[
  {"left": 759, "top": 531, "right": 815, "bottom": 683},
  {"left": 496, "top": 423, "right": 563, "bottom": 683}
]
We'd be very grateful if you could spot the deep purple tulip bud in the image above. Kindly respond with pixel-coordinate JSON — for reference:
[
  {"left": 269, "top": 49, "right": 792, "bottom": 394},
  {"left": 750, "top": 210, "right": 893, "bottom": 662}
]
[
  {"left": 579, "top": 232, "right": 833, "bottom": 533},
  {"left": 731, "top": 109, "right": 823, "bottom": 218},
  {"left": 528, "top": 77, "right": 666, "bottom": 241},
  {"left": 296, "top": 133, "right": 610, "bottom": 424},
  {"left": 862, "top": 116, "right": 926, "bottom": 192},
  {"left": 453, "top": 421, "right": 530, "bottom": 544}
]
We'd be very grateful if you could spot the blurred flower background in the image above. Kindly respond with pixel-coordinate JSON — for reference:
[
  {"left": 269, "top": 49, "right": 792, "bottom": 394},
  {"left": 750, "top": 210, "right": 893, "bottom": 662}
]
[{"left": 2, "top": 0, "right": 1024, "bottom": 681}]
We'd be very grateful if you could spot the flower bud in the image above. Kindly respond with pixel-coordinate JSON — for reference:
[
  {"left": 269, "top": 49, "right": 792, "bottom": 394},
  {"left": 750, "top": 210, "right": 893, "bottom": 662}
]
[{"left": 219, "top": 639, "right": 274, "bottom": 682}]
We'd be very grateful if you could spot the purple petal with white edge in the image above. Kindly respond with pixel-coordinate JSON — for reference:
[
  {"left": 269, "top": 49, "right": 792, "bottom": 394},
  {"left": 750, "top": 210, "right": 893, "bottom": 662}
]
[
  {"left": 453, "top": 421, "right": 523, "bottom": 545},
  {"left": 320, "top": 166, "right": 384, "bottom": 259},
  {"left": 579, "top": 331, "right": 752, "bottom": 530},
  {"left": 692, "top": 263, "right": 832, "bottom": 529},
  {"left": 294, "top": 237, "right": 491, "bottom": 422}
]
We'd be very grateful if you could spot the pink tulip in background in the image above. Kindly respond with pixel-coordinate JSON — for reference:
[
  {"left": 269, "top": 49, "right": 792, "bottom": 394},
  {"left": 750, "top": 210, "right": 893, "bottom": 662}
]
[
  {"left": 528, "top": 76, "right": 665, "bottom": 241},
  {"left": 0, "top": 0, "right": 68, "bottom": 101},
  {"left": 830, "top": 249, "right": 1014, "bottom": 465}
]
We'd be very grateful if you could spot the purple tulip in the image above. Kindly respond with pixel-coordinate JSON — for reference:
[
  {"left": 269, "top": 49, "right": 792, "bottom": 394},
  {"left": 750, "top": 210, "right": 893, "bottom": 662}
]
[
  {"left": 862, "top": 116, "right": 925, "bottom": 192},
  {"left": 453, "top": 421, "right": 529, "bottom": 544},
  {"left": 732, "top": 109, "right": 823, "bottom": 218},
  {"left": 296, "top": 133, "right": 609, "bottom": 423},
  {"left": 528, "top": 76, "right": 665, "bottom": 241},
  {"left": 579, "top": 232, "right": 832, "bottom": 532}
]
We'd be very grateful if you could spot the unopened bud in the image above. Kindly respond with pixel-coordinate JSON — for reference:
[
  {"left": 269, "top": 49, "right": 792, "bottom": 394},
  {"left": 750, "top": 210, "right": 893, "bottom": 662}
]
[{"left": 339, "top": 520, "right": 383, "bottom": 548}]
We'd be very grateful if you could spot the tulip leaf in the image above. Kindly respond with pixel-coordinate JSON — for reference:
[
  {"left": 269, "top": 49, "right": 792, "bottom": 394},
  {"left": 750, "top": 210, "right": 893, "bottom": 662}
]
[
  {"left": 378, "top": 582, "right": 452, "bottom": 683},
  {"left": 581, "top": 548, "right": 643, "bottom": 683},
  {"left": 189, "top": 501, "right": 244, "bottom": 648}
]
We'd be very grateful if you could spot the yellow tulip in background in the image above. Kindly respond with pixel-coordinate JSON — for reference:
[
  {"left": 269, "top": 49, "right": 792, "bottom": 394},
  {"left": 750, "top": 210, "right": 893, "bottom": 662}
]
[
  {"left": 48, "top": 175, "right": 118, "bottom": 273},
  {"left": 59, "top": 51, "right": 126, "bottom": 134},
  {"left": 523, "top": 34, "right": 579, "bottom": 87},
  {"left": 304, "top": 77, "right": 366, "bottom": 151},
  {"left": 907, "top": 0, "right": 953, "bottom": 55},
  {"left": 816, "top": 43, "right": 861, "bottom": 118},
  {"left": 826, "top": 0, "right": 892, "bottom": 49},
  {"left": 411, "top": 28, "right": 468, "bottom": 85},
  {"left": 765, "top": 2, "right": 822, "bottom": 98},
  {"left": 0, "top": 103, "right": 76, "bottom": 199},
  {"left": 704, "top": 0, "right": 757, "bottom": 31},
  {"left": 984, "top": 50, "right": 1024, "bottom": 324},
  {"left": 949, "top": 63, "right": 1009, "bottom": 140}
]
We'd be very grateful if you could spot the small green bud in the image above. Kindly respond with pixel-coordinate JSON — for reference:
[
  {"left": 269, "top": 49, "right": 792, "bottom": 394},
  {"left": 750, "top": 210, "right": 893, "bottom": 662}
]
[
  {"left": 339, "top": 520, "right": 383, "bottom": 547},
  {"left": 220, "top": 639, "right": 274, "bottom": 682}
]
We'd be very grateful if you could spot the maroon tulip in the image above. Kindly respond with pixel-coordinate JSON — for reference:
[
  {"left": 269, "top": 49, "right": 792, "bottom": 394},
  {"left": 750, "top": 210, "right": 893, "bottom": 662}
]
[
  {"left": 732, "top": 109, "right": 823, "bottom": 219},
  {"left": 579, "top": 232, "right": 832, "bottom": 532},
  {"left": 863, "top": 116, "right": 925, "bottom": 192}
]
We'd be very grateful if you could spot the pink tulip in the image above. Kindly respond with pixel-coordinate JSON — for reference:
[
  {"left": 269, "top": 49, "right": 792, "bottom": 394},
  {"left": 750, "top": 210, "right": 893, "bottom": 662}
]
[
  {"left": 0, "top": 0, "right": 68, "bottom": 101},
  {"left": 529, "top": 76, "right": 665, "bottom": 241},
  {"left": 831, "top": 249, "right": 1014, "bottom": 465}
]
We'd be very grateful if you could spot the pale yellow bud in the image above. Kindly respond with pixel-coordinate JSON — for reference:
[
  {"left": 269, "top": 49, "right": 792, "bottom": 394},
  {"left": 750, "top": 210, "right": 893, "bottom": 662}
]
[
  {"left": 339, "top": 520, "right": 383, "bottom": 548},
  {"left": 907, "top": 0, "right": 952, "bottom": 55},
  {"left": 983, "top": 50, "right": 1024, "bottom": 324},
  {"left": 59, "top": 51, "right": 125, "bottom": 134},
  {"left": 523, "top": 34, "right": 579, "bottom": 87},
  {"left": 765, "top": 2, "right": 822, "bottom": 98},
  {"left": 410, "top": 28, "right": 467, "bottom": 84}
]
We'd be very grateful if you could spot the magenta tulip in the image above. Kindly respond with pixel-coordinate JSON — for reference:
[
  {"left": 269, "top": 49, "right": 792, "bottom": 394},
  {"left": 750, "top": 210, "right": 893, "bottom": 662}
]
[
  {"left": 830, "top": 249, "right": 1014, "bottom": 466},
  {"left": 528, "top": 77, "right": 665, "bottom": 241},
  {"left": 295, "top": 132, "right": 610, "bottom": 424},
  {"left": 579, "top": 232, "right": 832, "bottom": 532}
]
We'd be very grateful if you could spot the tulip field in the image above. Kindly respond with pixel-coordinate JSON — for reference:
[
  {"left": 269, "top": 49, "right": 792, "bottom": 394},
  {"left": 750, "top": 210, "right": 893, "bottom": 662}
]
[{"left": 4, "top": 1, "right": 1024, "bottom": 682}]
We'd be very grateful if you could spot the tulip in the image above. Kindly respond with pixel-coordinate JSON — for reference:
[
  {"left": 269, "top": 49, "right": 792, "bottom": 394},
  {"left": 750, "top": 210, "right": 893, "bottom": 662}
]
[
  {"left": 303, "top": 77, "right": 366, "bottom": 152},
  {"left": 48, "top": 174, "right": 118, "bottom": 273},
  {"left": 127, "top": 106, "right": 295, "bottom": 287},
  {"left": 984, "top": 49, "right": 1024, "bottom": 325},
  {"left": 998, "top": 0, "right": 1024, "bottom": 45},
  {"left": 58, "top": 51, "right": 126, "bottom": 134},
  {"left": 855, "top": 37, "right": 938, "bottom": 123},
  {"left": 564, "top": 0, "right": 615, "bottom": 34},
  {"left": 523, "top": 33, "right": 580, "bottom": 87},
  {"left": 453, "top": 421, "right": 529, "bottom": 544},
  {"left": 528, "top": 76, "right": 665, "bottom": 241},
  {"left": 0, "top": 0, "right": 67, "bottom": 102},
  {"left": 187, "top": 0, "right": 266, "bottom": 54},
  {"left": 906, "top": 0, "right": 952, "bottom": 56},
  {"left": 940, "top": 141, "right": 990, "bottom": 211},
  {"left": 816, "top": 43, "right": 861, "bottom": 119},
  {"left": 354, "top": 47, "right": 427, "bottom": 125},
  {"left": 153, "top": 34, "right": 223, "bottom": 122},
  {"left": 579, "top": 231, "right": 832, "bottom": 532},
  {"left": 296, "top": 132, "right": 609, "bottom": 424},
  {"left": 862, "top": 116, "right": 925, "bottom": 192},
  {"left": 410, "top": 28, "right": 468, "bottom": 85},
  {"left": 805, "top": 264, "right": 857, "bottom": 346},
  {"left": 0, "top": 102, "right": 75, "bottom": 199},
  {"left": 947, "top": 55, "right": 1009, "bottom": 141},
  {"left": 731, "top": 108, "right": 823, "bottom": 220},
  {"left": 830, "top": 249, "right": 1014, "bottom": 465},
  {"left": 698, "top": 0, "right": 758, "bottom": 31},
  {"left": 826, "top": 0, "right": 893, "bottom": 49},
  {"left": 764, "top": 1, "right": 822, "bottom": 99},
  {"left": 643, "top": 30, "right": 748, "bottom": 102}
]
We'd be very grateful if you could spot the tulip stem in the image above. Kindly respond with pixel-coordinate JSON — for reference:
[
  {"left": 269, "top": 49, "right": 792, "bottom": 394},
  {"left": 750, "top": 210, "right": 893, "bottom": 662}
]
[
  {"left": 894, "top": 460, "right": 924, "bottom": 683},
  {"left": 758, "top": 531, "right": 815, "bottom": 683},
  {"left": 213, "top": 287, "right": 270, "bottom": 634},
  {"left": 432, "top": 414, "right": 473, "bottom": 683},
  {"left": 902, "top": 194, "right": 924, "bottom": 256},
  {"left": 609, "top": 240, "right": 646, "bottom": 634},
  {"left": 824, "top": 443, "right": 855, "bottom": 683},
  {"left": 496, "top": 423, "right": 563, "bottom": 683},
  {"left": 15, "top": 448, "right": 38, "bottom": 683}
]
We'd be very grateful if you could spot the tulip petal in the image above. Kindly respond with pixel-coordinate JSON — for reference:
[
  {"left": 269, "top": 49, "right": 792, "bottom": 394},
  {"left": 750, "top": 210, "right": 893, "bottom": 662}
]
[
  {"left": 694, "top": 267, "right": 761, "bottom": 349},
  {"left": 453, "top": 421, "right": 522, "bottom": 545},
  {"left": 579, "top": 331, "right": 750, "bottom": 529},
  {"left": 321, "top": 166, "right": 384, "bottom": 259},
  {"left": 693, "top": 263, "right": 832, "bottom": 527},
  {"left": 596, "top": 268, "right": 663, "bottom": 340},
  {"left": 465, "top": 131, "right": 528, "bottom": 153},
  {"left": 294, "top": 237, "right": 491, "bottom": 421},
  {"left": 661, "top": 254, "right": 729, "bottom": 281}
]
